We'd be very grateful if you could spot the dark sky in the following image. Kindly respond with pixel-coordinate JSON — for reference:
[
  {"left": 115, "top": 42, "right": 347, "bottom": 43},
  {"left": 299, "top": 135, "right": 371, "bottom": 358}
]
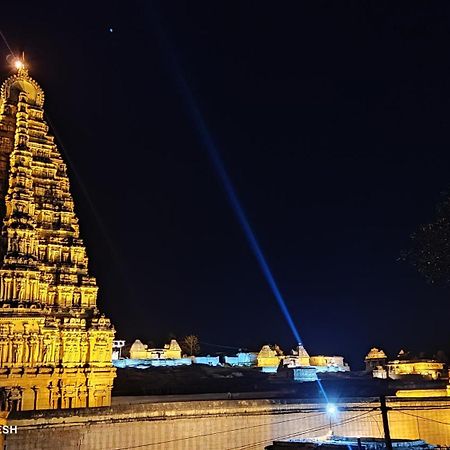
[{"left": 2, "top": 1, "right": 450, "bottom": 369}]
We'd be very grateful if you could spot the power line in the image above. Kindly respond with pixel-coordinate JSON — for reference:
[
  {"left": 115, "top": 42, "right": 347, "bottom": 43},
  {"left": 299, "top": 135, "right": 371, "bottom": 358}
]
[
  {"left": 229, "top": 409, "right": 378, "bottom": 450},
  {"left": 104, "top": 403, "right": 450, "bottom": 450},
  {"left": 97, "top": 402, "right": 450, "bottom": 450},
  {"left": 391, "top": 405, "right": 450, "bottom": 411},
  {"left": 109, "top": 411, "right": 327, "bottom": 450},
  {"left": 110, "top": 408, "right": 377, "bottom": 450},
  {"left": 397, "top": 410, "right": 450, "bottom": 426},
  {"left": 238, "top": 409, "right": 379, "bottom": 450},
  {"left": 200, "top": 341, "right": 243, "bottom": 350},
  {"left": 374, "top": 414, "right": 384, "bottom": 438}
]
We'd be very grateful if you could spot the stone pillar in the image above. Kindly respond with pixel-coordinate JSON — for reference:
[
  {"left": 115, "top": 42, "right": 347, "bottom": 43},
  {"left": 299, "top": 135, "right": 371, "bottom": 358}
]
[
  {"left": 4, "top": 277, "right": 11, "bottom": 300},
  {"left": 23, "top": 326, "right": 30, "bottom": 366},
  {"left": 6, "top": 327, "right": 14, "bottom": 365},
  {"left": 0, "top": 340, "right": 6, "bottom": 365},
  {"left": 78, "top": 386, "right": 88, "bottom": 408},
  {"left": 21, "top": 387, "right": 35, "bottom": 411},
  {"left": 32, "top": 386, "right": 39, "bottom": 410},
  {"left": 28, "top": 333, "right": 38, "bottom": 366},
  {"left": 37, "top": 333, "right": 44, "bottom": 365}
]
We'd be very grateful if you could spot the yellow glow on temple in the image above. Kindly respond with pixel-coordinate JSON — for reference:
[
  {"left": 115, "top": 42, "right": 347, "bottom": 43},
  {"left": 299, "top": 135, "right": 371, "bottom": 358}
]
[
  {"left": 0, "top": 66, "right": 116, "bottom": 411},
  {"left": 13, "top": 60, "right": 24, "bottom": 71},
  {"left": 257, "top": 345, "right": 283, "bottom": 367},
  {"left": 130, "top": 339, "right": 182, "bottom": 359}
]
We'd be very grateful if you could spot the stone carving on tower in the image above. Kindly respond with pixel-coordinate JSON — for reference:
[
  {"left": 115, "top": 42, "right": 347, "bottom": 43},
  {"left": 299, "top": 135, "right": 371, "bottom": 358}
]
[{"left": 0, "top": 61, "right": 116, "bottom": 411}]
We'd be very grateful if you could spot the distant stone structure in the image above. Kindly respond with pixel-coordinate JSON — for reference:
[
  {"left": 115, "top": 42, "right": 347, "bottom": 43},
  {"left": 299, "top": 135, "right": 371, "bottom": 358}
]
[
  {"left": 386, "top": 359, "right": 445, "bottom": 380},
  {"left": 295, "top": 344, "right": 311, "bottom": 366},
  {"left": 194, "top": 356, "right": 220, "bottom": 366},
  {"left": 129, "top": 339, "right": 182, "bottom": 360},
  {"left": 114, "top": 347, "right": 220, "bottom": 369},
  {"left": 257, "top": 345, "right": 284, "bottom": 372},
  {"left": 114, "top": 358, "right": 191, "bottom": 369},
  {"left": 283, "top": 344, "right": 311, "bottom": 368},
  {"left": 121, "top": 340, "right": 350, "bottom": 375},
  {"left": 224, "top": 352, "right": 257, "bottom": 367},
  {"left": 309, "top": 355, "right": 350, "bottom": 372},
  {"left": 282, "top": 344, "right": 350, "bottom": 374},
  {"left": 112, "top": 340, "right": 125, "bottom": 360},
  {"left": 253, "top": 343, "right": 350, "bottom": 372},
  {"left": 163, "top": 339, "right": 182, "bottom": 359},
  {"left": 365, "top": 348, "right": 388, "bottom": 371},
  {"left": 366, "top": 348, "right": 446, "bottom": 380},
  {"left": 129, "top": 339, "right": 148, "bottom": 359},
  {"left": 279, "top": 344, "right": 318, "bottom": 381},
  {"left": 291, "top": 366, "right": 319, "bottom": 382}
]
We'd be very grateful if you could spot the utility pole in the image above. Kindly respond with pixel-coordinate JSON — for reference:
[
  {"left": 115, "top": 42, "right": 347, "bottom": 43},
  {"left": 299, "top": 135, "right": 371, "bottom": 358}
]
[{"left": 380, "top": 395, "right": 393, "bottom": 450}]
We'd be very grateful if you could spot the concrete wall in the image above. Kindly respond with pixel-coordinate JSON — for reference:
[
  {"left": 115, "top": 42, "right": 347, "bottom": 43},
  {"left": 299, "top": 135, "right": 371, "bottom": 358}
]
[
  {"left": 224, "top": 353, "right": 257, "bottom": 366},
  {"left": 194, "top": 356, "right": 221, "bottom": 366},
  {"left": 114, "top": 356, "right": 222, "bottom": 368},
  {"left": 113, "top": 358, "right": 192, "bottom": 368},
  {"left": 3, "top": 397, "right": 450, "bottom": 449}
]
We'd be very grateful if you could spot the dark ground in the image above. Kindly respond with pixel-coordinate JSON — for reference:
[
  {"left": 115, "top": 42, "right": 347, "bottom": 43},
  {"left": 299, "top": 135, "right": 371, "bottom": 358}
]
[{"left": 113, "top": 366, "right": 448, "bottom": 400}]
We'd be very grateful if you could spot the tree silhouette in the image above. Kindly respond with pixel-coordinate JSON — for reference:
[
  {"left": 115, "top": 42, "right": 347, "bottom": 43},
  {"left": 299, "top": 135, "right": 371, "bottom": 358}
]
[
  {"left": 181, "top": 335, "right": 200, "bottom": 356},
  {"left": 403, "top": 194, "right": 450, "bottom": 285}
]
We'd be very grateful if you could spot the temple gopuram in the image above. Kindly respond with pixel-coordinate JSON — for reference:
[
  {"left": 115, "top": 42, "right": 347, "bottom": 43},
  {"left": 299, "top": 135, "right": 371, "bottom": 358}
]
[{"left": 0, "top": 61, "right": 115, "bottom": 411}]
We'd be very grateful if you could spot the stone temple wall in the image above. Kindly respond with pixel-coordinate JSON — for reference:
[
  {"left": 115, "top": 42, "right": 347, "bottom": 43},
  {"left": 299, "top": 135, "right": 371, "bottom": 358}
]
[{"left": 2, "top": 397, "right": 450, "bottom": 449}]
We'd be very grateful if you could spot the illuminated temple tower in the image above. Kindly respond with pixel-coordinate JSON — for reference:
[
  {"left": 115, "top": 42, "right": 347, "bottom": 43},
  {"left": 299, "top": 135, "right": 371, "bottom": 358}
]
[{"left": 0, "top": 63, "right": 115, "bottom": 411}]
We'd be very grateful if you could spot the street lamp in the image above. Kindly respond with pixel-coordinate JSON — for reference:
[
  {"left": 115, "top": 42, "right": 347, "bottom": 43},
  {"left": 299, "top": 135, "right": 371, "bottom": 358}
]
[{"left": 326, "top": 403, "right": 338, "bottom": 436}]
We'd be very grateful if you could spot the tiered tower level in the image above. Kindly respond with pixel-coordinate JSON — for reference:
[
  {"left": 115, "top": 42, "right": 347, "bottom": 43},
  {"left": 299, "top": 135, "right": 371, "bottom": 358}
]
[{"left": 0, "top": 65, "right": 115, "bottom": 411}]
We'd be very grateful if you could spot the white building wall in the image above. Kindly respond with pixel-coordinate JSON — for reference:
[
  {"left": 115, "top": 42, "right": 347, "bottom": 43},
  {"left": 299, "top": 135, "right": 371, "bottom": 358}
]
[{"left": 5, "top": 398, "right": 450, "bottom": 449}]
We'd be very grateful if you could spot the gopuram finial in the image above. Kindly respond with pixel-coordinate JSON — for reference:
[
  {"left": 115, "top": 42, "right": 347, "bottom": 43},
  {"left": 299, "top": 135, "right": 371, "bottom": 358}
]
[{"left": 11, "top": 52, "right": 28, "bottom": 76}]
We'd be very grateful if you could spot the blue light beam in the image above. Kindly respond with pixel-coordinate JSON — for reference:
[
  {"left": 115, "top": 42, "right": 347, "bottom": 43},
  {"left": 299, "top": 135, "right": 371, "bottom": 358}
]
[
  {"left": 149, "top": 11, "right": 329, "bottom": 401},
  {"left": 173, "top": 76, "right": 329, "bottom": 402},
  {"left": 175, "top": 81, "right": 302, "bottom": 344}
]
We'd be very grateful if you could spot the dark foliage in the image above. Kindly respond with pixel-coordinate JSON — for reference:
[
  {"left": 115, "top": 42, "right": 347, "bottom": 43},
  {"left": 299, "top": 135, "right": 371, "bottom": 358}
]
[{"left": 404, "top": 194, "right": 450, "bottom": 285}]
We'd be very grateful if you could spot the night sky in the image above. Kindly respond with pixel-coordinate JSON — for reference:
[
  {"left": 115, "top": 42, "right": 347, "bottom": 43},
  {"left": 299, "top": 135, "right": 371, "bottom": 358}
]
[{"left": 2, "top": 2, "right": 450, "bottom": 369}]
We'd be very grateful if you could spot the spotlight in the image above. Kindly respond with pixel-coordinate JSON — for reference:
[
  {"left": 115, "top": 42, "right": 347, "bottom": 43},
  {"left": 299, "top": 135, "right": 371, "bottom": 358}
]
[
  {"left": 14, "top": 59, "right": 24, "bottom": 70},
  {"left": 326, "top": 403, "right": 337, "bottom": 415}
]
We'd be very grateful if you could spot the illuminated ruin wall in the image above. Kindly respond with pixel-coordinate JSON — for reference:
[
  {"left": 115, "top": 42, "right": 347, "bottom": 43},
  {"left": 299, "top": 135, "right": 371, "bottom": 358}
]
[{"left": 0, "top": 65, "right": 115, "bottom": 411}]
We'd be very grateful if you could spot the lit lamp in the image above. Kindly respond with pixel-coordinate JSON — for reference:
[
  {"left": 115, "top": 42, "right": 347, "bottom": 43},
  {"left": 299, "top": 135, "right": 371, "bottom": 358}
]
[
  {"left": 14, "top": 59, "right": 24, "bottom": 70},
  {"left": 326, "top": 403, "right": 338, "bottom": 436}
]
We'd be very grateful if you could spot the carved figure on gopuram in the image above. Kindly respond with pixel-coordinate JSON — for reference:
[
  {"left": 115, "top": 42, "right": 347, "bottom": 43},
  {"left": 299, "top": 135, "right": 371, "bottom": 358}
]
[{"left": 0, "top": 58, "right": 116, "bottom": 411}]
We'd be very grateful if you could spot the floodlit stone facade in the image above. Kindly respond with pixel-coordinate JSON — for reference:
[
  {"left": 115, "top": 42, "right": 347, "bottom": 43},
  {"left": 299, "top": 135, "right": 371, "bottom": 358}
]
[
  {"left": 386, "top": 360, "right": 445, "bottom": 380},
  {"left": 0, "top": 64, "right": 116, "bottom": 411},
  {"left": 163, "top": 339, "right": 182, "bottom": 359},
  {"left": 309, "top": 355, "right": 350, "bottom": 372},
  {"left": 224, "top": 352, "right": 257, "bottom": 367},
  {"left": 260, "top": 343, "right": 350, "bottom": 373},
  {"left": 129, "top": 339, "right": 148, "bottom": 359},
  {"left": 283, "top": 344, "right": 311, "bottom": 368},
  {"left": 366, "top": 348, "right": 446, "bottom": 381},
  {"left": 257, "top": 345, "right": 283, "bottom": 368},
  {"left": 364, "top": 347, "right": 388, "bottom": 371},
  {"left": 112, "top": 340, "right": 125, "bottom": 360},
  {"left": 129, "top": 339, "right": 182, "bottom": 360}
]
